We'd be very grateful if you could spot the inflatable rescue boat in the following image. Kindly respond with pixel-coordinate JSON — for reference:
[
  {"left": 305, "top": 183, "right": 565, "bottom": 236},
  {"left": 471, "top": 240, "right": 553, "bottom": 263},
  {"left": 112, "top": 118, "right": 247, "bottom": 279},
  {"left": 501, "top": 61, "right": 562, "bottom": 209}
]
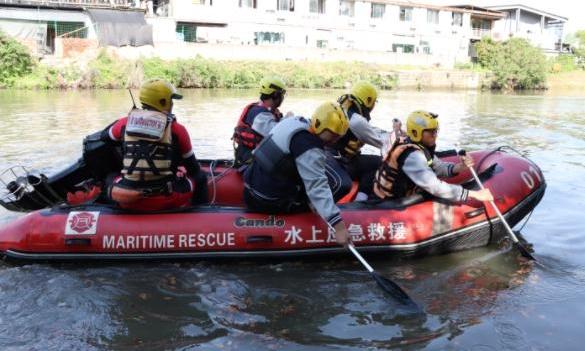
[{"left": 0, "top": 134, "right": 545, "bottom": 261}]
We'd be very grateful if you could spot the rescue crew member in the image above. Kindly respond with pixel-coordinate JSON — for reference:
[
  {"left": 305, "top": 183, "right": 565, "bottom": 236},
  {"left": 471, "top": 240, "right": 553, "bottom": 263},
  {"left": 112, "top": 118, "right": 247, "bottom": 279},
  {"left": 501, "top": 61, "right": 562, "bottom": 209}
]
[
  {"left": 243, "top": 102, "right": 352, "bottom": 246},
  {"left": 108, "top": 79, "right": 208, "bottom": 211},
  {"left": 330, "top": 81, "right": 388, "bottom": 202},
  {"left": 232, "top": 76, "right": 288, "bottom": 167},
  {"left": 373, "top": 110, "right": 493, "bottom": 203}
]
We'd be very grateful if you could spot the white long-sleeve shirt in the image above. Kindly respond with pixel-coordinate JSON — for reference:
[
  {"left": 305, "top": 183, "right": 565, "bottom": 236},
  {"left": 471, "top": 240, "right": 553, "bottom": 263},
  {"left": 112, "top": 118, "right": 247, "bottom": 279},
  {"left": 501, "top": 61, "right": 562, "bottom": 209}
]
[
  {"left": 295, "top": 148, "right": 342, "bottom": 226},
  {"left": 251, "top": 111, "right": 279, "bottom": 137},
  {"left": 402, "top": 151, "right": 468, "bottom": 202},
  {"left": 347, "top": 112, "right": 388, "bottom": 150}
]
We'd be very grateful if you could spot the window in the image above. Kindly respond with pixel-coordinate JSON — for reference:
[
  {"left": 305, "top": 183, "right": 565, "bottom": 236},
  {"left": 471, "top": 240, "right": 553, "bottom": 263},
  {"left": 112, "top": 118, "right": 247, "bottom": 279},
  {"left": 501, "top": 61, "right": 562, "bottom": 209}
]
[
  {"left": 420, "top": 41, "right": 431, "bottom": 54},
  {"left": 316, "top": 39, "right": 328, "bottom": 48},
  {"left": 50, "top": 22, "right": 87, "bottom": 38},
  {"left": 309, "top": 0, "right": 325, "bottom": 14},
  {"left": 399, "top": 7, "right": 412, "bottom": 22},
  {"left": 392, "top": 44, "right": 414, "bottom": 53},
  {"left": 254, "top": 32, "right": 285, "bottom": 44},
  {"left": 452, "top": 12, "right": 463, "bottom": 26},
  {"left": 427, "top": 9, "right": 439, "bottom": 24},
  {"left": 277, "top": 0, "right": 294, "bottom": 12},
  {"left": 176, "top": 23, "right": 197, "bottom": 42},
  {"left": 371, "top": 3, "right": 385, "bottom": 18},
  {"left": 239, "top": 0, "right": 257, "bottom": 8},
  {"left": 339, "top": 0, "right": 354, "bottom": 17}
]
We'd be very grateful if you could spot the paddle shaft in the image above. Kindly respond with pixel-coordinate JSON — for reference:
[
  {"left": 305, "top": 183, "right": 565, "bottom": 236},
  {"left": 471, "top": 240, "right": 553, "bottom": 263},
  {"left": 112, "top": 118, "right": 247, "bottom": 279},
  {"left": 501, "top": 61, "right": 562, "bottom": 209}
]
[
  {"left": 468, "top": 166, "right": 522, "bottom": 245},
  {"left": 325, "top": 222, "right": 374, "bottom": 272},
  {"left": 347, "top": 243, "right": 374, "bottom": 273}
]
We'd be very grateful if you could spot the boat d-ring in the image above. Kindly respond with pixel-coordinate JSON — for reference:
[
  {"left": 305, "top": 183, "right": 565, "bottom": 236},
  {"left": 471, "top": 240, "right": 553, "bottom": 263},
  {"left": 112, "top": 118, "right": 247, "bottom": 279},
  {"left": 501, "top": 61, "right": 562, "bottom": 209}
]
[{"left": 465, "top": 207, "right": 486, "bottom": 219}]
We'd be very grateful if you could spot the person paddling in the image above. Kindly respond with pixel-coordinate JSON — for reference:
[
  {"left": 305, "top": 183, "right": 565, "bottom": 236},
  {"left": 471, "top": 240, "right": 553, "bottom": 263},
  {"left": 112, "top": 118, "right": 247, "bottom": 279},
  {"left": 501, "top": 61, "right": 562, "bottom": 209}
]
[
  {"left": 243, "top": 102, "right": 352, "bottom": 245},
  {"left": 373, "top": 110, "right": 493, "bottom": 203}
]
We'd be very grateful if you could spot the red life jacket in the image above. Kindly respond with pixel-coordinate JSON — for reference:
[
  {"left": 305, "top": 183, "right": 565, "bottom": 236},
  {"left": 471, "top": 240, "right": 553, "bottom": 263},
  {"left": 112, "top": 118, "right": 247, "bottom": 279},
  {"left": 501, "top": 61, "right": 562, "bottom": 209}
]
[{"left": 232, "top": 102, "right": 280, "bottom": 149}]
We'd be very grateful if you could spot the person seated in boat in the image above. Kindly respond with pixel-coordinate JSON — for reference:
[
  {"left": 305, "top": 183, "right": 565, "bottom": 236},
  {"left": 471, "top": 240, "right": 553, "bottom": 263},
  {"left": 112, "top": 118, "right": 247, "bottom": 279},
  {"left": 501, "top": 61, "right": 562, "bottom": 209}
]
[
  {"left": 243, "top": 102, "right": 352, "bottom": 245},
  {"left": 107, "top": 79, "right": 208, "bottom": 211},
  {"left": 328, "top": 81, "right": 390, "bottom": 202},
  {"left": 232, "top": 75, "right": 289, "bottom": 168},
  {"left": 372, "top": 110, "right": 493, "bottom": 203}
]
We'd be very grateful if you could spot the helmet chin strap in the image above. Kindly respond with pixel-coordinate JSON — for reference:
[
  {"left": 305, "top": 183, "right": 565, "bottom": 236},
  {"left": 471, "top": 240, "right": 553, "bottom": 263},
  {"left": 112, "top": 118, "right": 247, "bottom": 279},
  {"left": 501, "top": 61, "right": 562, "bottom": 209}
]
[
  {"left": 270, "top": 96, "right": 284, "bottom": 111},
  {"left": 415, "top": 140, "right": 436, "bottom": 153}
]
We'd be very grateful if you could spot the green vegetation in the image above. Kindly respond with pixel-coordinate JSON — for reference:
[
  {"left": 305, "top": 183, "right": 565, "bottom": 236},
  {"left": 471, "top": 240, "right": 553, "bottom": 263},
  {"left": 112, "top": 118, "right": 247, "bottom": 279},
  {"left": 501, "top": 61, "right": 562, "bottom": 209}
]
[
  {"left": 549, "top": 54, "right": 580, "bottom": 73},
  {"left": 474, "top": 38, "right": 547, "bottom": 90},
  {"left": 4, "top": 29, "right": 582, "bottom": 91},
  {"left": 571, "top": 30, "right": 585, "bottom": 58},
  {"left": 0, "top": 30, "right": 35, "bottom": 86},
  {"left": 137, "top": 56, "right": 397, "bottom": 90},
  {"left": 1, "top": 48, "right": 397, "bottom": 90},
  {"left": 547, "top": 31, "right": 585, "bottom": 75},
  {"left": 86, "top": 50, "right": 133, "bottom": 88}
]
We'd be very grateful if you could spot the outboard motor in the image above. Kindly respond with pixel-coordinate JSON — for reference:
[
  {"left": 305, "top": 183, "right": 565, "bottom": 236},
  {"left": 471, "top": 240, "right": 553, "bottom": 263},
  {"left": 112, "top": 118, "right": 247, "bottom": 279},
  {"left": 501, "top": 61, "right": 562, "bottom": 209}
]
[
  {"left": 0, "top": 166, "right": 64, "bottom": 212},
  {"left": 0, "top": 130, "right": 122, "bottom": 212}
]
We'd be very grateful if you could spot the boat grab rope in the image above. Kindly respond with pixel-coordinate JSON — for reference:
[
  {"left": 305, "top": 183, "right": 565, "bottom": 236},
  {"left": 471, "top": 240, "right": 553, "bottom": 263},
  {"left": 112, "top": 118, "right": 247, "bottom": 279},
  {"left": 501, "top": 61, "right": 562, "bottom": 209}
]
[
  {"left": 209, "top": 160, "right": 217, "bottom": 205},
  {"left": 475, "top": 145, "right": 539, "bottom": 235},
  {"left": 516, "top": 208, "right": 535, "bottom": 233},
  {"left": 475, "top": 145, "right": 537, "bottom": 173},
  {"left": 206, "top": 160, "right": 236, "bottom": 206}
]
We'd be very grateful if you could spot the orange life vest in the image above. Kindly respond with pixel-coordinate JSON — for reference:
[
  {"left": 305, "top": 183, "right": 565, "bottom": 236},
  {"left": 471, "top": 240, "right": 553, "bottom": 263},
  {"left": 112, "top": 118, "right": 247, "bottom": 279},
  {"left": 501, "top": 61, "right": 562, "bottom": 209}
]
[{"left": 373, "top": 141, "right": 433, "bottom": 199}]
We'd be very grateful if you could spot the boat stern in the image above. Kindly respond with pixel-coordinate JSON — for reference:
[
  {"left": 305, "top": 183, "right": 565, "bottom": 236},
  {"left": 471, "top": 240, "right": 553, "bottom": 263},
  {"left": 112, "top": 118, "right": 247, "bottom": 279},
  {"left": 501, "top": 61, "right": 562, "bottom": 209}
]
[{"left": 0, "top": 213, "right": 33, "bottom": 255}]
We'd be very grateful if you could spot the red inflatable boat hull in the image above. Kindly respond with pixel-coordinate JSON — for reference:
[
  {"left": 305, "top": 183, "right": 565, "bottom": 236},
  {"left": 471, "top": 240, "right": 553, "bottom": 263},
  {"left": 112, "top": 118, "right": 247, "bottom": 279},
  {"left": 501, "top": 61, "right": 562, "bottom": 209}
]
[{"left": 0, "top": 150, "right": 546, "bottom": 261}]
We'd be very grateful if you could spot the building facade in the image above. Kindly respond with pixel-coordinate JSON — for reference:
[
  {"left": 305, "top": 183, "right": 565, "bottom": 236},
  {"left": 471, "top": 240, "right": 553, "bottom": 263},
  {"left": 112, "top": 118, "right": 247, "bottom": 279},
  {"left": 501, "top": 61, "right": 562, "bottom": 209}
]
[
  {"left": 148, "top": 0, "right": 507, "bottom": 63},
  {"left": 0, "top": 0, "right": 568, "bottom": 65},
  {"left": 0, "top": 0, "right": 147, "bottom": 55},
  {"left": 487, "top": 4, "right": 567, "bottom": 53}
]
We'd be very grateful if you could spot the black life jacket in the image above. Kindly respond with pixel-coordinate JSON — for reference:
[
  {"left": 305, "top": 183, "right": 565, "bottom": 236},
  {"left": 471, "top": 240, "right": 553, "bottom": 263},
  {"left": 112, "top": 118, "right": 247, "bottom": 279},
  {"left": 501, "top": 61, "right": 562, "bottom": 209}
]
[
  {"left": 252, "top": 117, "right": 310, "bottom": 180},
  {"left": 332, "top": 94, "right": 370, "bottom": 159}
]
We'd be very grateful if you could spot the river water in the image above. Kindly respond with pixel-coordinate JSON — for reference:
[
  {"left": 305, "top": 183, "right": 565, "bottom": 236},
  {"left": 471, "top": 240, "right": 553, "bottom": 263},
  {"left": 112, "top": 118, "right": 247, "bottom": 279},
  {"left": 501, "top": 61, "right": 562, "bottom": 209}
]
[{"left": 0, "top": 88, "right": 584, "bottom": 350}]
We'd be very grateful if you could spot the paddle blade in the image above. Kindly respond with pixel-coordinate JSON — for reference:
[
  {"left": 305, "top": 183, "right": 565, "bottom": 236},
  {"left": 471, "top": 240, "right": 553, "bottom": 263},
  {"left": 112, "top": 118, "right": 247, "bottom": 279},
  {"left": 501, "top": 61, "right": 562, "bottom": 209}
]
[
  {"left": 371, "top": 272, "right": 419, "bottom": 309},
  {"left": 515, "top": 241, "right": 536, "bottom": 261}
]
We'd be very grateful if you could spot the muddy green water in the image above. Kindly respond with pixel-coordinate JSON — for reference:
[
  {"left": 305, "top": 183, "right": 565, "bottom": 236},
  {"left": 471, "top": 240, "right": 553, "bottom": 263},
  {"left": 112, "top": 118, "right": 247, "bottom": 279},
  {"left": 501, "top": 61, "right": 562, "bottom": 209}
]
[{"left": 0, "top": 88, "right": 584, "bottom": 350}]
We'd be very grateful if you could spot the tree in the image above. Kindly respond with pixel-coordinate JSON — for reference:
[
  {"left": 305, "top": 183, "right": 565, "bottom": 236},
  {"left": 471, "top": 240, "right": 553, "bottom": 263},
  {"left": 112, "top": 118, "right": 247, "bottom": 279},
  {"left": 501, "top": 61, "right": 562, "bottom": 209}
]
[{"left": 475, "top": 38, "right": 547, "bottom": 90}]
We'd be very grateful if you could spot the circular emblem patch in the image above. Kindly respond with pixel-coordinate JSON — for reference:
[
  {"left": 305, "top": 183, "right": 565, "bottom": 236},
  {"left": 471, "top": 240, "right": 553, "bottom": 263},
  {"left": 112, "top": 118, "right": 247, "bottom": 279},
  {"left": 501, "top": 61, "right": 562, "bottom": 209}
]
[{"left": 69, "top": 212, "right": 97, "bottom": 233}]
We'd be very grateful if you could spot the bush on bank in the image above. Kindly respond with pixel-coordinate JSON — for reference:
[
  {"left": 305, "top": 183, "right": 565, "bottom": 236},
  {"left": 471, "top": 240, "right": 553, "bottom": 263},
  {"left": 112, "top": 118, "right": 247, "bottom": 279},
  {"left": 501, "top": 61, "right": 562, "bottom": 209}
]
[
  {"left": 138, "top": 56, "right": 398, "bottom": 90},
  {"left": 475, "top": 38, "right": 547, "bottom": 90},
  {"left": 0, "top": 30, "right": 35, "bottom": 86},
  {"left": 4, "top": 49, "right": 397, "bottom": 90}
]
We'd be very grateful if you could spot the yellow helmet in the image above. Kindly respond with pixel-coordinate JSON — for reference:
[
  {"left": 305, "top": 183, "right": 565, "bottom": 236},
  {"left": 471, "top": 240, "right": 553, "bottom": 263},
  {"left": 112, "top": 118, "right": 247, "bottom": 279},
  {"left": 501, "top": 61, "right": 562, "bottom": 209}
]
[
  {"left": 139, "top": 79, "right": 182, "bottom": 112},
  {"left": 259, "top": 76, "right": 286, "bottom": 96},
  {"left": 351, "top": 81, "right": 378, "bottom": 110},
  {"left": 406, "top": 110, "right": 439, "bottom": 142},
  {"left": 310, "top": 102, "right": 349, "bottom": 136}
]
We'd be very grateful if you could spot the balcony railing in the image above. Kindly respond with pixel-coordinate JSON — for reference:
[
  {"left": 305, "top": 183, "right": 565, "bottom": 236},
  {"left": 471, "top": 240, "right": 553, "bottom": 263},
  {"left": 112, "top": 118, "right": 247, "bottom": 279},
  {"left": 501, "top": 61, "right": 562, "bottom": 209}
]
[{"left": 0, "top": 0, "right": 136, "bottom": 9}]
